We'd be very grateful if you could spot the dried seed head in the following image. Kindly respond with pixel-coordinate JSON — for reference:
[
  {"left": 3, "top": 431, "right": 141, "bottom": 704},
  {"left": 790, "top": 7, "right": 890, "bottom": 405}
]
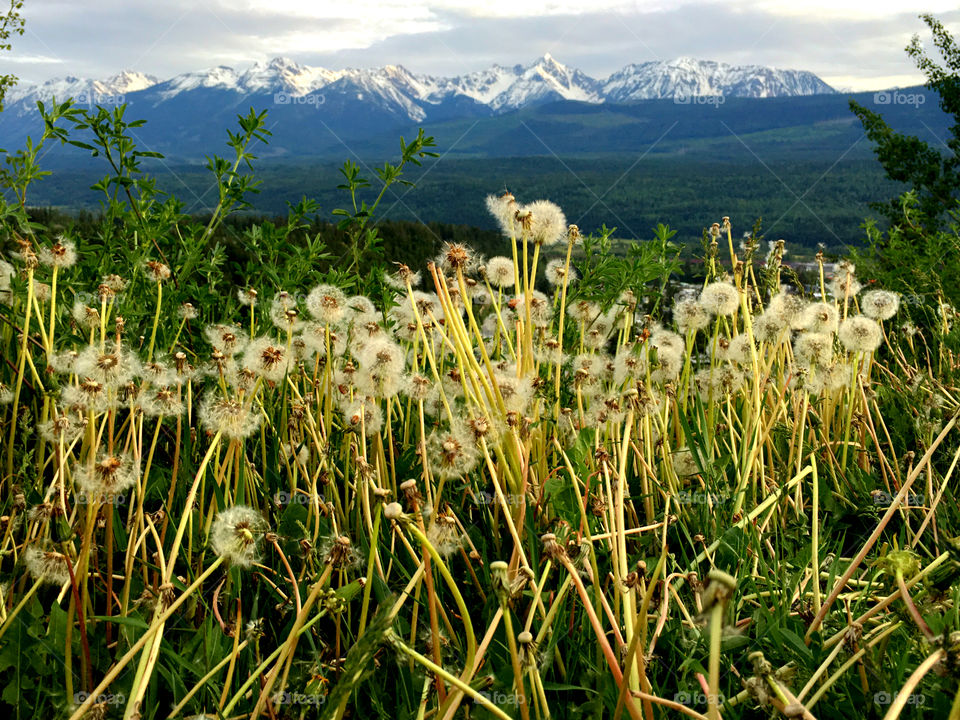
[
  {"left": 210, "top": 505, "right": 267, "bottom": 568},
  {"left": 541, "top": 532, "right": 566, "bottom": 560},
  {"left": 489, "top": 560, "right": 511, "bottom": 601},
  {"left": 24, "top": 546, "right": 71, "bottom": 585},
  {"left": 324, "top": 535, "right": 361, "bottom": 569},
  {"left": 383, "top": 502, "right": 405, "bottom": 521},
  {"left": 237, "top": 287, "right": 258, "bottom": 306},
  {"left": 144, "top": 260, "right": 171, "bottom": 282},
  {"left": 400, "top": 479, "right": 422, "bottom": 508}
]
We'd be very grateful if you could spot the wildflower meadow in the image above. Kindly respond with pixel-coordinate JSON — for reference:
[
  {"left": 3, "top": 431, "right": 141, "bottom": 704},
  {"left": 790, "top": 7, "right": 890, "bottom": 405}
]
[{"left": 1, "top": 99, "right": 960, "bottom": 720}]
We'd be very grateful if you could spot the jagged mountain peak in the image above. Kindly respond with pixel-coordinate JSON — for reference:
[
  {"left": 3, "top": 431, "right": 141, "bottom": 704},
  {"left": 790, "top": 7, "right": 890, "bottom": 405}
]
[{"left": 5, "top": 55, "right": 835, "bottom": 123}]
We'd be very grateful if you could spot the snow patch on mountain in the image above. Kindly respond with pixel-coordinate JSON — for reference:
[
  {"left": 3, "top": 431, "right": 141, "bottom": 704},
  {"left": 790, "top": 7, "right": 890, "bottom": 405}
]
[
  {"left": 601, "top": 57, "right": 834, "bottom": 102},
  {"left": 6, "top": 55, "right": 835, "bottom": 123}
]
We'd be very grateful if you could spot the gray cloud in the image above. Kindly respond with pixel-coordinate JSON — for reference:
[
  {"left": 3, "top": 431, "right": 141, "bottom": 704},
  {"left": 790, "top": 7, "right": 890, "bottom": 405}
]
[{"left": 6, "top": 1, "right": 954, "bottom": 91}]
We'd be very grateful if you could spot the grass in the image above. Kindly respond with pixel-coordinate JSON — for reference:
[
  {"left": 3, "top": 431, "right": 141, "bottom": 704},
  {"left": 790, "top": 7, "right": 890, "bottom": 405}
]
[{"left": 1, "top": 109, "right": 960, "bottom": 720}]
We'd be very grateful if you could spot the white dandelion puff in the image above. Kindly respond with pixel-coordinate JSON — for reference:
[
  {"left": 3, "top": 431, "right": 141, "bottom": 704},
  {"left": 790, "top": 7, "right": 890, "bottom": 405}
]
[
  {"left": 210, "top": 506, "right": 268, "bottom": 568},
  {"left": 838, "top": 316, "right": 882, "bottom": 353},
  {"left": 861, "top": 290, "right": 900, "bottom": 321}
]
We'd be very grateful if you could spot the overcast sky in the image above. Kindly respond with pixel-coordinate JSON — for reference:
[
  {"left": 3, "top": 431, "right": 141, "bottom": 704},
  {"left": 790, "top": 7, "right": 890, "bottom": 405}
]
[{"left": 6, "top": 1, "right": 959, "bottom": 91}]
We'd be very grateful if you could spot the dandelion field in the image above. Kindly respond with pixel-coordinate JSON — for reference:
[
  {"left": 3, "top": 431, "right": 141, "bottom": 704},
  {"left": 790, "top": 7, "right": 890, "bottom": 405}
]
[{"left": 1, "top": 104, "right": 960, "bottom": 720}]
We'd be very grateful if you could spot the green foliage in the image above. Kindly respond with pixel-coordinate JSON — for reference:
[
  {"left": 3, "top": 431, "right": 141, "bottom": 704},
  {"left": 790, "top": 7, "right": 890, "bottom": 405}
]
[
  {"left": 0, "top": 0, "right": 24, "bottom": 112},
  {"left": 853, "top": 191, "right": 960, "bottom": 312},
  {"left": 850, "top": 13, "right": 960, "bottom": 231},
  {"left": 332, "top": 129, "right": 438, "bottom": 277}
]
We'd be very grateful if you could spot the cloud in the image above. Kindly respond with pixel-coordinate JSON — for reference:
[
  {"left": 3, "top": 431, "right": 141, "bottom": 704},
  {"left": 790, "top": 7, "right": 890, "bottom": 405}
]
[
  {"left": 4, "top": 53, "right": 62, "bottom": 64},
  {"left": 5, "top": 0, "right": 956, "bottom": 90}
]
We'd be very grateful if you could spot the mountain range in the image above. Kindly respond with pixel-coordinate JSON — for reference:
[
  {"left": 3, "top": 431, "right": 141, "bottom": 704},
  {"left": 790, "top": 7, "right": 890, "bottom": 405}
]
[
  {"left": 0, "top": 55, "right": 842, "bottom": 159},
  {"left": 5, "top": 55, "right": 835, "bottom": 116}
]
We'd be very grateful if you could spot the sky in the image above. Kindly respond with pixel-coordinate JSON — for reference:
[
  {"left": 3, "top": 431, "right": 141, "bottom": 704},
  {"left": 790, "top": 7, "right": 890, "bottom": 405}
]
[{"left": 5, "top": 0, "right": 960, "bottom": 91}]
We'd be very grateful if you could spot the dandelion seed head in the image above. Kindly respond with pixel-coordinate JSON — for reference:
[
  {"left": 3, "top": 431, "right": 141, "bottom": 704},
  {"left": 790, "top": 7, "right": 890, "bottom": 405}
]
[
  {"left": 144, "top": 260, "right": 171, "bottom": 282},
  {"left": 802, "top": 303, "right": 839, "bottom": 335},
  {"left": 385, "top": 264, "right": 421, "bottom": 290},
  {"left": 613, "top": 343, "right": 648, "bottom": 386},
  {"left": 32, "top": 281, "right": 51, "bottom": 302},
  {"left": 24, "top": 546, "right": 70, "bottom": 586},
  {"left": 101, "top": 274, "right": 127, "bottom": 295},
  {"left": 71, "top": 301, "right": 100, "bottom": 330},
  {"left": 427, "top": 514, "right": 464, "bottom": 558},
  {"left": 838, "top": 316, "right": 882, "bottom": 353},
  {"left": 523, "top": 199, "right": 567, "bottom": 246},
  {"left": 61, "top": 380, "right": 110, "bottom": 414},
  {"left": 767, "top": 291, "right": 808, "bottom": 330},
  {"left": 794, "top": 332, "right": 834, "bottom": 368},
  {"left": 357, "top": 337, "right": 405, "bottom": 376},
  {"left": 270, "top": 291, "right": 304, "bottom": 332},
  {"left": 37, "top": 238, "right": 78, "bottom": 269},
  {"left": 650, "top": 329, "right": 685, "bottom": 358},
  {"left": 569, "top": 300, "right": 600, "bottom": 325},
  {"left": 178, "top": 302, "right": 198, "bottom": 321},
  {"left": 300, "top": 322, "right": 347, "bottom": 359},
  {"left": 210, "top": 506, "right": 267, "bottom": 568},
  {"left": 204, "top": 323, "right": 248, "bottom": 355},
  {"left": 76, "top": 453, "right": 139, "bottom": 498},
  {"left": 752, "top": 311, "right": 788, "bottom": 344},
  {"left": 485, "top": 192, "right": 518, "bottom": 236},
  {"left": 403, "top": 373, "right": 433, "bottom": 402},
  {"left": 241, "top": 336, "right": 290, "bottom": 383},
  {"left": 494, "top": 370, "right": 535, "bottom": 413},
  {"left": 342, "top": 399, "right": 383, "bottom": 436},
  {"left": 478, "top": 256, "right": 513, "bottom": 291},
  {"left": 427, "top": 424, "right": 479, "bottom": 480},
  {"left": 672, "top": 448, "right": 699, "bottom": 478},
  {"left": 512, "top": 290, "right": 554, "bottom": 329},
  {"left": 829, "top": 271, "right": 862, "bottom": 299},
  {"left": 723, "top": 334, "right": 754, "bottom": 365},
  {"left": 237, "top": 287, "right": 258, "bottom": 306},
  {"left": 861, "top": 290, "right": 900, "bottom": 321},
  {"left": 651, "top": 346, "right": 683, "bottom": 384},
  {"left": 674, "top": 298, "right": 711, "bottom": 334},
  {"left": 411, "top": 291, "right": 444, "bottom": 322},
  {"left": 699, "top": 281, "right": 739, "bottom": 316},
  {"left": 199, "top": 394, "right": 262, "bottom": 440},
  {"left": 320, "top": 534, "right": 364, "bottom": 570},
  {"left": 74, "top": 345, "right": 141, "bottom": 387},
  {"left": 142, "top": 385, "right": 185, "bottom": 417},
  {"left": 545, "top": 258, "right": 577, "bottom": 287},
  {"left": 0, "top": 258, "right": 14, "bottom": 301}
]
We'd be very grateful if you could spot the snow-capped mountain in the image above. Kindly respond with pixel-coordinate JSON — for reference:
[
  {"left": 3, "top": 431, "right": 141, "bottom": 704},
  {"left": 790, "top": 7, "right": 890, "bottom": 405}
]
[
  {"left": 6, "top": 70, "right": 158, "bottom": 109},
  {"left": 0, "top": 55, "right": 838, "bottom": 159},
  {"left": 601, "top": 57, "right": 833, "bottom": 102},
  {"left": 426, "top": 53, "right": 602, "bottom": 111},
  {"left": 5, "top": 54, "right": 833, "bottom": 120}
]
